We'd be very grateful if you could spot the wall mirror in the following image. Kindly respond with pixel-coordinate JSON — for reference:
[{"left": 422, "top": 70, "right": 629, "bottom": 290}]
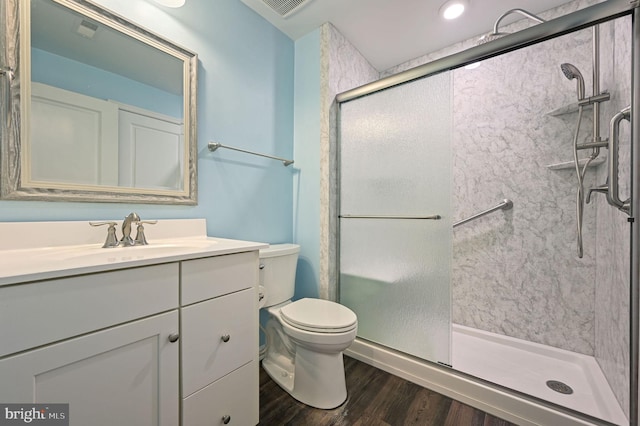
[{"left": 0, "top": 0, "right": 198, "bottom": 204}]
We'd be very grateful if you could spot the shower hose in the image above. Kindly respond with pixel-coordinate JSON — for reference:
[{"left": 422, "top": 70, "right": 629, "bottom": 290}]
[{"left": 572, "top": 104, "right": 598, "bottom": 259}]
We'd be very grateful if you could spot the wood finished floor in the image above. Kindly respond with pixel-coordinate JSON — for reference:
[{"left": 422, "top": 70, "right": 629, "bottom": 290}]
[{"left": 259, "top": 356, "right": 518, "bottom": 426}]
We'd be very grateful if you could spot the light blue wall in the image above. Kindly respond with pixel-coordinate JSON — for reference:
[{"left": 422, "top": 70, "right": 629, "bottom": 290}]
[
  {"left": 292, "top": 29, "right": 321, "bottom": 299},
  {"left": 1, "top": 0, "right": 294, "bottom": 245}
]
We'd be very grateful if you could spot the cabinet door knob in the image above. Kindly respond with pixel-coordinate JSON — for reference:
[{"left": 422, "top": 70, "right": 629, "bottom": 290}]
[
  {"left": 221, "top": 334, "right": 231, "bottom": 343},
  {"left": 222, "top": 415, "right": 231, "bottom": 424},
  {"left": 168, "top": 333, "right": 180, "bottom": 343}
]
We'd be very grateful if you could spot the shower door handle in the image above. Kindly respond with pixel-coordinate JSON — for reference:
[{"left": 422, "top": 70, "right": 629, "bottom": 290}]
[{"left": 607, "top": 106, "right": 631, "bottom": 215}]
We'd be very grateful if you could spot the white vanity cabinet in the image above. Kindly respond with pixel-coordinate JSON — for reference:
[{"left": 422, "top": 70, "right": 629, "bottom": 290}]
[
  {"left": 0, "top": 312, "right": 179, "bottom": 426},
  {"left": 180, "top": 251, "right": 260, "bottom": 426},
  {"left": 0, "top": 219, "right": 263, "bottom": 426},
  {"left": 0, "top": 263, "right": 181, "bottom": 426}
]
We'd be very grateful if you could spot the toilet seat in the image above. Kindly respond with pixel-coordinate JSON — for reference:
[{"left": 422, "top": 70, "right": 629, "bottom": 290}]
[{"left": 280, "top": 298, "right": 357, "bottom": 333}]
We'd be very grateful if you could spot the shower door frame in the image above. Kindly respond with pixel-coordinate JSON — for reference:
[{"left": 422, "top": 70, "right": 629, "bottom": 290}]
[{"left": 335, "top": 0, "right": 640, "bottom": 424}]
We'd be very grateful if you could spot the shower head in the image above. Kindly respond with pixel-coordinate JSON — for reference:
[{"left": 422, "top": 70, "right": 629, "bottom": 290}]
[
  {"left": 560, "top": 63, "right": 585, "bottom": 100},
  {"left": 477, "top": 8, "right": 545, "bottom": 46},
  {"left": 476, "top": 31, "right": 510, "bottom": 45}
]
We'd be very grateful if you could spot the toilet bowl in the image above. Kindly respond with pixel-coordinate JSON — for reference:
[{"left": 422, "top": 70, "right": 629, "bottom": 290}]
[{"left": 259, "top": 244, "right": 358, "bottom": 409}]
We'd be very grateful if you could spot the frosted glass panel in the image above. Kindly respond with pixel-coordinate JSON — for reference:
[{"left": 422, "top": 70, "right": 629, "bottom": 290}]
[
  {"left": 340, "top": 74, "right": 452, "bottom": 216},
  {"left": 339, "top": 72, "right": 452, "bottom": 364},
  {"left": 340, "top": 219, "right": 451, "bottom": 363}
]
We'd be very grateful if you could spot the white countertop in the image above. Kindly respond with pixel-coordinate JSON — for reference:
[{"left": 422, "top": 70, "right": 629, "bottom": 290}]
[{"left": 0, "top": 219, "right": 268, "bottom": 286}]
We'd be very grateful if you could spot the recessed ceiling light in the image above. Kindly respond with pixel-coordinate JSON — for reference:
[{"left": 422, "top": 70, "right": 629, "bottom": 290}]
[
  {"left": 152, "top": 0, "right": 186, "bottom": 7},
  {"left": 439, "top": 0, "right": 468, "bottom": 20}
]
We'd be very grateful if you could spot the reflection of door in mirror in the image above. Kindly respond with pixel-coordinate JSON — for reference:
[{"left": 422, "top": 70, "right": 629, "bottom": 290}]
[
  {"left": 30, "top": 82, "right": 119, "bottom": 186},
  {"left": 118, "top": 107, "right": 185, "bottom": 191},
  {"left": 29, "top": 83, "right": 185, "bottom": 191}
]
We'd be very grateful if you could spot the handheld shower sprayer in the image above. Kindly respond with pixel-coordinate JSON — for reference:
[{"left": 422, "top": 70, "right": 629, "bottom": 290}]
[
  {"left": 558, "top": 29, "right": 611, "bottom": 259},
  {"left": 560, "top": 63, "right": 597, "bottom": 258},
  {"left": 560, "top": 63, "right": 585, "bottom": 101}
]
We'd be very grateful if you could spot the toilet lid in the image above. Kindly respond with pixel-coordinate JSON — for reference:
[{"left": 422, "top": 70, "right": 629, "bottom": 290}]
[{"left": 280, "top": 298, "right": 357, "bottom": 333}]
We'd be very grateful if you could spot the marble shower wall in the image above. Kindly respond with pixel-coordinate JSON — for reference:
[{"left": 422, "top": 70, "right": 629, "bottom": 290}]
[{"left": 450, "top": 28, "right": 598, "bottom": 355}]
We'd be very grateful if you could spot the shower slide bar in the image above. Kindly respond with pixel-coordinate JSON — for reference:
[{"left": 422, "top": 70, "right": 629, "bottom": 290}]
[
  {"left": 453, "top": 199, "right": 513, "bottom": 228},
  {"left": 208, "top": 142, "right": 294, "bottom": 166}
]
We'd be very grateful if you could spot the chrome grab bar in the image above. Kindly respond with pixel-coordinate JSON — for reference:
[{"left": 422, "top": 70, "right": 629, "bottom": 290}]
[
  {"left": 607, "top": 106, "right": 631, "bottom": 215},
  {"left": 208, "top": 141, "right": 294, "bottom": 167},
  {"left": 453, "top": 199, "right": 513, "bottom": 228},
  {"left": 339, "top": 214, "right": 441, "bottom": 220}
]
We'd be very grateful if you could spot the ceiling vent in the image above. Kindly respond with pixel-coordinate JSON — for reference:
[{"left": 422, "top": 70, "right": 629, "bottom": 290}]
[
  {"left": 261, "top": 0, "right": 312, "bottom": 18},
  {"left": 75, "top": 20, "right": 98, "bottom": 39}
]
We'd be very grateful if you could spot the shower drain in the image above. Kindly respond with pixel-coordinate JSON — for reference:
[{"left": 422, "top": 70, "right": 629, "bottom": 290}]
[{"left": 546, "top": 380, "right": 574, "bottom": 395}]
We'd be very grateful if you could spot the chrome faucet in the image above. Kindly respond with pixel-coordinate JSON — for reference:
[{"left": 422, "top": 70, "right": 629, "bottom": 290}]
[
  {"left": 91, "top": 213, "right": 157, "bottom": 248},
  {"left": 120, "top": 212, "right": 141, "bottom": 246}
]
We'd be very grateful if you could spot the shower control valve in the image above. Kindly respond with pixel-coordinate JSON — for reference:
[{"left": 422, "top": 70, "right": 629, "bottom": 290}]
[{"left": 586, "top": 183, "right": 608, "bottom": 204}]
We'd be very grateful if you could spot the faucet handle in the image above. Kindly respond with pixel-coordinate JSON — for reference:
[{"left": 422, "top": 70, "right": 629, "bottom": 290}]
[
  {"left": 586, "top": 183, "right": 608, "bottom": 204},
  {"left": 89, "top": 221, "right": 119, "bottom": 248},
  {"left": 134, "top": 220, "right": 158, "bottom": 246}
]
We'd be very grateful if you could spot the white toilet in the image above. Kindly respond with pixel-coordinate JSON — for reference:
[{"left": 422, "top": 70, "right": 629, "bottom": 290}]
[{"left": 259, "top": 244, "right": 358, "bottom": 409}]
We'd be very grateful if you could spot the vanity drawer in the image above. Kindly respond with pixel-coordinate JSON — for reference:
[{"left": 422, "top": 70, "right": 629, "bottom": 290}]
[
  {"left": 181, "top": 251, "right": 258, "bottom": 305},
  {"left": 181, "top": 288, "right": 256, "bottom": 397},
  {"left": 182, "top": 360, "right": 258, "bottom": 426},
  {"left": 0, "top": 263, "right": 179, "bottom": 358}
]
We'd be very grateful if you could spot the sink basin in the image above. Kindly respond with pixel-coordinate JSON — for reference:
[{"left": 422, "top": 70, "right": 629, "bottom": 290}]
[{"left": 53, "top": 239, "right": 219, "bottom": 263}]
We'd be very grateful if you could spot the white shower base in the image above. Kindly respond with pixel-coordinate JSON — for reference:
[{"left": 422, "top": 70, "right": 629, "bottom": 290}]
[
  {"left": 346, "top": 326, "right": 628, "bottom": 426},
  {"left": 452, "top": 324, "right": 627, "bottom": 426}
]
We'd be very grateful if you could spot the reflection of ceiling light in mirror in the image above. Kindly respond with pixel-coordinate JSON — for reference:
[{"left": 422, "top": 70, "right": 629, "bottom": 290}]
[
  {"left": 153, "top": 0, "right": 186, "bottom": 7},
  {"left": 439, "top": 0, "right": 468, "bottom": 20}
]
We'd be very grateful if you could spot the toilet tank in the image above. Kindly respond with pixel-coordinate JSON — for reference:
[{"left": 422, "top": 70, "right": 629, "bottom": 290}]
[{"left": 259, "top": 244, "right": 300, "bottom": 307}]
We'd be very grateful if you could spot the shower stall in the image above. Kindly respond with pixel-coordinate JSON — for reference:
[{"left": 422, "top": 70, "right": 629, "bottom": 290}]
[{"left": 335, "top": 1, "right": 637, "bottom": 425}]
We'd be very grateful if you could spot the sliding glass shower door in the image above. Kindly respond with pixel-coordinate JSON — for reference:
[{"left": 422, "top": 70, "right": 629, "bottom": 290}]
[{"left": 338, "top": 73, "right": 453, "bottom": 365}]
